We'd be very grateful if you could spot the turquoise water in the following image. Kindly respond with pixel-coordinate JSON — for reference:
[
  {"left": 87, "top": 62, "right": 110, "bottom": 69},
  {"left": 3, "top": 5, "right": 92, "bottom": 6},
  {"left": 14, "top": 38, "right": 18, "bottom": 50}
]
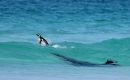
[
  {"left": 0, "top": 38, "right": 130, "bottom": 65},
  {"left": 0, "top": 0, "right": 130, "bottom": 65},
  {"left": 0, "top": 0, "right": 130, "bottom": 79}
]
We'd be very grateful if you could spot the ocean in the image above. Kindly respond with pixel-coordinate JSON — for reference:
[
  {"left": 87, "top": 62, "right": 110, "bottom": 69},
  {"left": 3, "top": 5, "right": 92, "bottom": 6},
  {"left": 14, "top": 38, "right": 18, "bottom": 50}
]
[{"left": 0, "top": 0, "right": 130, "bottom": 80}]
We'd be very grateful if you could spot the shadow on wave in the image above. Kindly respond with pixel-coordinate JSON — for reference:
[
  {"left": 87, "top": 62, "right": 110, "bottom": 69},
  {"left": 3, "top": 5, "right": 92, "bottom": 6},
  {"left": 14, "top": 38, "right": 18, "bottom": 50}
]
[{"left": 51, "top": 53, "right": 119, "bottom": 67}]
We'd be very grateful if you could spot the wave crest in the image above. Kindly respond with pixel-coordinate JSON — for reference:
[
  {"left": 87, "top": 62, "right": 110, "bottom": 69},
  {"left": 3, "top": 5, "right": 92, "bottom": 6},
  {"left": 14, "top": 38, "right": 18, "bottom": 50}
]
[{"left": 0, "top": 38, "right": 130, "bottom": 65}]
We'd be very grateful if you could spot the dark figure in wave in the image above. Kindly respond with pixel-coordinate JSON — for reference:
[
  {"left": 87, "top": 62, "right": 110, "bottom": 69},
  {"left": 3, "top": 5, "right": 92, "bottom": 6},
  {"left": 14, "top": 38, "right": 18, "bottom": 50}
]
[
  {"left": 51, "top": 53, "right": 119, "bottom": 67},
  {"left": 36, "top": 34, "right": 49, "bottom": 46}
]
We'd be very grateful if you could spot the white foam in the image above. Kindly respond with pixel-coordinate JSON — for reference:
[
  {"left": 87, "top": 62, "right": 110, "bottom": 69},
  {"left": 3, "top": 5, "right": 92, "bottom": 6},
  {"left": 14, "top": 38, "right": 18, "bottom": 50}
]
[{"left": 52, "top": 44, "right": 67, "bottom": 48}]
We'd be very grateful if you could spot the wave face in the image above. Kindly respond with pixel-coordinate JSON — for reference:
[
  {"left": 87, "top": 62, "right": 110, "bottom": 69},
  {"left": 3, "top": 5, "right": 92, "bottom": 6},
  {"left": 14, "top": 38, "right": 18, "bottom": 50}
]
[{"left": 0, "top": 38, "right": 130, "bottom": 65}]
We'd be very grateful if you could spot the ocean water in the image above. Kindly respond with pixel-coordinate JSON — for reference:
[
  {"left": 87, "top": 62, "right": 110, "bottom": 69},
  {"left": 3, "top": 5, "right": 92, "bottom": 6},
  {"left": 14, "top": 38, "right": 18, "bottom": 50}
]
[{"left": 0, "top": 0, "right": 130, "bottom": 80}]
